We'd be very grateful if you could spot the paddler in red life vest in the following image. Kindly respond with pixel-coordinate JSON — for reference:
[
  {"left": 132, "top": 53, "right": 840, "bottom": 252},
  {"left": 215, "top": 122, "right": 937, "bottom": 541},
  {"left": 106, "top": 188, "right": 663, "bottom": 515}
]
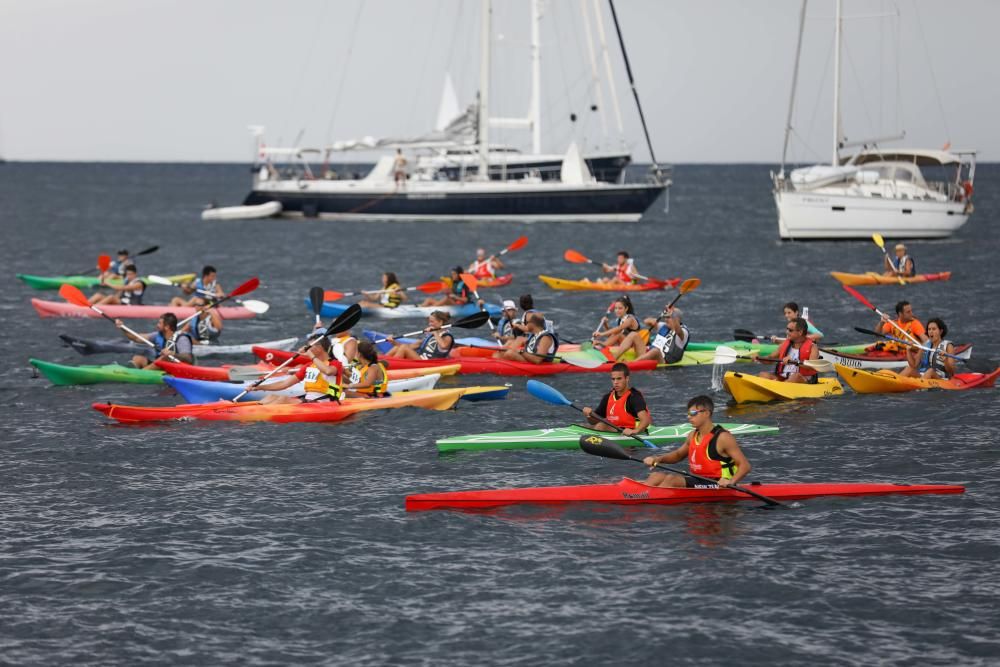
[
  {"left": 751, "top": 317, "right": 819, "bottom": 383},
  {"left": 420, "top": 267, "right": 471, "bottom": 307},
  {"left": 641, "top": 395, "right": 751, "bottom": 488},
  {"left": 599, "top": 251, "right": 640, "bottom": 285},
  {"left": 467, "top": 248, "right": 503, "bottom": 280},
  {"left": 581, "top": 362, "right": 651, "bottom": 436},
  {"left": 257, "top": 336, "right": 344, "bottom": 405},
  {"left": 873, "top": 300, "right": 927, "bottom": 354}
]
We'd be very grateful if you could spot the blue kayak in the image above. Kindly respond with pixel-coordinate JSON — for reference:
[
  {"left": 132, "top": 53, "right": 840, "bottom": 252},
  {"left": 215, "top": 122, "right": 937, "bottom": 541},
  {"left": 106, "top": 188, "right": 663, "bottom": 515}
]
[{"left": 308, "top": 300, "right": 502, "bottom": 320}]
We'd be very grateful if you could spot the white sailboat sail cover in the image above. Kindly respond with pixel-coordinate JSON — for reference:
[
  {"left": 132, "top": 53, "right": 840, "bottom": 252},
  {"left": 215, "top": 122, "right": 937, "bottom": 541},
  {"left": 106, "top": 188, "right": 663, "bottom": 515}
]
[{"left": 560, "top": 142, "right": 593, "bottom": 185}]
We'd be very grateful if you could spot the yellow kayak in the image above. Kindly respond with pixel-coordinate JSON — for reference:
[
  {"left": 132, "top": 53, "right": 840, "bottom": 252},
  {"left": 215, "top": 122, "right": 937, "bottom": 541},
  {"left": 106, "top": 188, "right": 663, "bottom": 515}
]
[
  {"left": 829, "top": 271, "right": 951, "bottom": 286},
  {"left": 724, "top": 371, "right": 844, "bottom": 404},
  {"left": 835, "top": 364, "right": 1000, "bottom": 394},
  {"left": 537, "top": 275, "right": 678, "bottom": 291}
]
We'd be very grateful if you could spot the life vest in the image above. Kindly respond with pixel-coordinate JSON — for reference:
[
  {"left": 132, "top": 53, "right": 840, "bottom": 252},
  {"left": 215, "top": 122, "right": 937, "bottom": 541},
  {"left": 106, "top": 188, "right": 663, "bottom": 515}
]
[
  {"left": 687, "top": 425, "right": 736, "bottom": 480},
  {"left": 471, "top": 259, "right": 495, "bottom": 279},
  {"left": 194, "top": 277, "right": 217, "bottom": 299},
  {"left": 154, "top": 331, "right": 193, "bottom": 358},
  {"left": 882, "top": 319, "right": 925, "bottom": 353},
  {"left": 119, "top": 278, "right": 145, "bottom": 306},
  {"left": 302, "top": 363, "right": 343, "bottom": 400},
  {"left": 498, "top": 317, "right": 515, "bottom": 339},
  {"left": 650, "top": 323, "right": 689, "bottom": 364},
  {"left": 353, "top": 361, "right": 388, "bottom": 396},
  {"left": 525, "top": 331, "right": 558, "bottom": 357},
  {"left": 775, "top": 338, "right": 816, "bottom": 379},
  {"left": 191, "top": 312, "right": 220, "bottom": 342},
  {"left": 603, "top": 389, "right": 648, "bottom": 429},
  {"left": 380, "top": 283, "right": 402, "bottom": 308},
  {"left": 616, "top": 314, "right": 639, "bottom": 333},
  {"left": 893, "top": 254, "right": 915, "bottom": 275},
  {"left": 110, "top": 259, "right": 129, "bottom": 277},
  {"left": 450, "top": 280, "right": 470, "bottom": 302},
  {"left": 615, "top": 259, "right": 636, "bottom": 284},
  {"left": 919, "top": 339, "right": 951, "bottom": 375},
  {"left": 417, "top": 331, "right": 454, "bottom": 359}
]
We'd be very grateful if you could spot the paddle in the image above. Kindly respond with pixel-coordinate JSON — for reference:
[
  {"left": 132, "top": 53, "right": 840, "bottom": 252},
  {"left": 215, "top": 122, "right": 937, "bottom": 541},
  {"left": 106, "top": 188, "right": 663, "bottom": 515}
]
[
  {"left": 322, "top": 280, "right": 446, "bottom": 302},
  {"left": 79, "top": 254, "right": 112, "bottom": 277},
  {"left": 842, "top": 284, "right": 922, "bottom": 347},
  {"left": 733, "top": 329, "right": 761, "bottom": 343},
  {"left": 643, "top": 278, "right": 701, "bottom": 335},
  {"left": 872, "top": 233, "right": 905, "bottom": 283},
  {"left": 81, "top": 246, "right": 159, "bottom": 275},
  {"left": 458, "top": 345, "right": 605, "bottom": 369},
  {"left": 713, "top": 346, "right": 834, "bottom": 372},
  {"left": 460, "top": 273, "right": 495, "bottom": 332},
  {"left": 146, "top": 275, "right": 269, "bottom": 313},
  {"left": 309, "top": 286, "right": 324, "bottom": 327},
  {"left": 57, "top": 284, "right": 181, "bottom": 362},
  {"left": 853, "top": 327, "right": 995, "bottom": 373},
  {"left": 370, "top": 311, "right": 491, "bottom": 343},
  {"left": 496, "top": 235, "right": 528, "bottom": 257},
  {"left": 232, "top": 303, "right": 363, "bottom": 401},
  {"left": 525, "top": 380, "right": 785, "bottom": 507},
  {"left": 162, "top": 278, "right": 262, "bottom": 352}
]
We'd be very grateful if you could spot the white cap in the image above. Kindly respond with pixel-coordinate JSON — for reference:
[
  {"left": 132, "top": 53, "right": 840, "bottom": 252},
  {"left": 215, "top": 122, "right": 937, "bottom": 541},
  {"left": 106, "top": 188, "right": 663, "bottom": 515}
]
[{"left": 502, "top": 299, "right": 516, "bottom": 310}]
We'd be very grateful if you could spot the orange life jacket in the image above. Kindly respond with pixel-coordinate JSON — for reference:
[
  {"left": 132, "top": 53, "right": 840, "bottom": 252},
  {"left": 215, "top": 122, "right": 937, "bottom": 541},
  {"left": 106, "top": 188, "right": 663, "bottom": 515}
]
[
  {"left": 775, "top": 338, "right": 816, "bottom": 379},
  {"left": 604, "top": 389, "right": 648, "bottom": 429},
  {"left": 687, "top": 425, "right": 736, "bottom": 480}
]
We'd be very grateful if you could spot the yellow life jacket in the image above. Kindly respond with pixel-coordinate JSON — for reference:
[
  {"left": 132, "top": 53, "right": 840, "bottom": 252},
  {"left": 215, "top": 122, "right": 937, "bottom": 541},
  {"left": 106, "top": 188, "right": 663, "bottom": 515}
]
[
  {"left": 353, "top": 362, "right": 388, "bottom": 396},
  {"left": 302, "top": 364, "right": 342, "bottom": 400}
]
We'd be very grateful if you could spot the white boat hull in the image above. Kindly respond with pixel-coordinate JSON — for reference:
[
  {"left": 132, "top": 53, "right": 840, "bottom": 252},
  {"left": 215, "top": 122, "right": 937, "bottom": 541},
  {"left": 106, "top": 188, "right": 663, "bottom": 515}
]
[{"left": 202, "top": 200, "right": 282, "bottom": 221}]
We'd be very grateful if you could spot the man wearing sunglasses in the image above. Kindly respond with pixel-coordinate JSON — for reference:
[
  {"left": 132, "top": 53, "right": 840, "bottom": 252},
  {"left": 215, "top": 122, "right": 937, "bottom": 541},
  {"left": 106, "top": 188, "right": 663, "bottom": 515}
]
[
  {"left": 581, "top": 362, "right": 651, "bottom": 437},
  {"left": 641, "top": 395, "right": 751, "bottom": 488},
  {"left": 751, "top": 317, "right": 819, "bottom": 383}
]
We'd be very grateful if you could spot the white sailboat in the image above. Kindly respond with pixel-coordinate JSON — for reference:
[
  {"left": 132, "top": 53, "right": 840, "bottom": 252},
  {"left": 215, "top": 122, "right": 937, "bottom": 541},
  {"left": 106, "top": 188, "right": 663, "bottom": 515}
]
[{"left": 772, "top": 0, "right": 976, "bottom": 240}]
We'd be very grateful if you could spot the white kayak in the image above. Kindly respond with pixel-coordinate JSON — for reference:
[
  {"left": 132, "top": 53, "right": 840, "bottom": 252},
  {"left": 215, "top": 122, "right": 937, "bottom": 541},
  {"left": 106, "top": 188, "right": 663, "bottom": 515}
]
[{"left": 201, "top": 200, "right": 282, "bottom": 221}]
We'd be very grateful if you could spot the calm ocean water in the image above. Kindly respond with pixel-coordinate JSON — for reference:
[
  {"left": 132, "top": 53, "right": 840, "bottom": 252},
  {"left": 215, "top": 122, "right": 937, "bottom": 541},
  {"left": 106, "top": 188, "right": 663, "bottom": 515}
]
[{"left": 2, "top": 162, "right": 999, "bottom": 665}]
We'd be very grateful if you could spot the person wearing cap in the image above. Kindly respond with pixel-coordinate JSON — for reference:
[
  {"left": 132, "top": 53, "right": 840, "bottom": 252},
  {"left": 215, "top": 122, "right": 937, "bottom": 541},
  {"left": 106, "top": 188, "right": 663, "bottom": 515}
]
[
  {"left": 883, "top": 243, "right": 915, "bottom": 277},
  {"left": 420, "top": 267, "right": 470, "bottom": 307},
  {"left": 609, "top": 305, "right": 689, "bottom": 364},
  {"left": 494, "top": 299, "right": 520, "bottom": 344},
  {"left": 467, "top": 248, "right": 504, "bottom": 280}
]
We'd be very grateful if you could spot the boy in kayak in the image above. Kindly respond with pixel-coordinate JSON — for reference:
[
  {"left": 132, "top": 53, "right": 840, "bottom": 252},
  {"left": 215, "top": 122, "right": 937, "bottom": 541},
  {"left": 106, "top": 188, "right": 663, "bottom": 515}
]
[
  {"left": 581, "top": 362, "right": 651, "bottom": 437},
  {"left": 769, "top": 302, "right": 823, "bottom": 342},
  {"left": 420, "top": 267, "right": 470, "bottom": 307},
  {"left": 467, "top": 248, "right": 504, "bottom": 280},
  {"left": 641, "top": 395, "right": 751, "bottom": 488},
  {"left": 493, "top": 313, "right": 557, "bottom": 364},
  {"left": 599, "top": 251, "right": 640, "bottom": 285},
  {"left": 884, "top": 243, "right": 915, "bottom": 277},
  {"left": 874, "top": 300, "right": 927, "bottom": 353},
  {"left": 116, "top": 312, "right": 194, "bottom": 368},
  {"left": 89, "top": 264, "right": 146, "bottom": 306},
  {"left": 900, "top": 317, "right": 955, "bottom": 379},
  {"left": 257, "top": 337, "right": 344, "bottom": 405},
  {"left": 385, "top": 311, "right": 455, "bottom": 360},
  {"left": 752, "top": 317, "right": 818, "bottom": 383},
  {"left": 171, "top": 266, "right": 224, "bottom": 307},
  {"left": 609, "top": 306, "right": 689, "bottom": 364},
  {"left": 185, "top": 303, "right": 224, "bottom": 344}
]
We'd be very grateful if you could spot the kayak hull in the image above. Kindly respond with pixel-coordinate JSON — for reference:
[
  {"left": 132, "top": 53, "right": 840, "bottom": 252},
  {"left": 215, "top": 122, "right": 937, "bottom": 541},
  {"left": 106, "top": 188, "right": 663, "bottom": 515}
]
[
  {"left": 820, "top": 343, "right": 972, "bottom": 371},
  {"left": 31, "top": 299, "right": 256, "bottom": 320},
  {"left": 724, "top": 371, "right": 844, "bottom": 403},
  {"left": 311, "top": 299, "right": 502, "bottom": 320},
  {"left": 405, "top": 477, "right": 965, "bottom": 511},
  {"left": 830, "top": 271, "right": 952, "bottom": 286},
  {"left": 163, "top": 374, "right": 441, "bottom": 402},
  {"left": 835, "top": 364, "right": 1000, "bottom": 394},
  {"left": 31, "top": 358, "right": 164, "bottom": 386},
  {"left": 537, "top": 275, "right": 680, "bottom": 291},
  {"left": 155, "top": 359, "right": 460, "bottom": 382},
  {"left": 379, "top": 357, "right": 659, "bottom": 376},
  {"left": 17, "top": 272, "right": 195, "bottom": 291},
  {"left": 436, "top": 422, "right": 780, "bottom": 453},
  {"left": 59, "top": 334, "right": 299, "bottom": 358}
]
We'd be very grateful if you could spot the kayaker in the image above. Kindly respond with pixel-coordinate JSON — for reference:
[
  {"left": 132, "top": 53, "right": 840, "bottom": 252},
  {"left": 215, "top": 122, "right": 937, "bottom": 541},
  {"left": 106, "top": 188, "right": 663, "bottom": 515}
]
[
  {"left": 420, "top": 267, "right": 470, "bottom": 307},
  {"left": 900, "top": 317, "right": 955, "bottom": 379},
  {"left": 600, "top": 251, "right": 640, "bottom": 285},
  {"left": 769, "top": 302, "right": 823, "bottom": 342},
  {"left": 185, "top": 303, "right": 223, "bottom": 344},
  {"left": 641, "top": 395, "right": 751, "bottom": 488},
  {"left": 467, "top": 248, "right": 503, "bottom": 280},
  {"left": 609, "top": 306, "right": 689, "bottom": 364},
  {"left": 89, "top": 264, "right": 145, "bottom": 306},
  {"left": 874, "top": 300, "right": 927, "bottom": 353},
  {"left": 117, "top": 312, "right": 194, "bottom": 368},
  {"left": 592, "top": 296, "right": 640, "bottom": 349},
  {"left": 385, "top": 311, "right": 455, "bottom": 360},
  {"left": 344, "top": 341, "right": 389, "bottom": 398},
  {"left": 494, "top": 299, "right": 521, "bottom": 345},
  {"left": 359, "top": 272, "right": 406, "bottom": 310},
  {"left": 258, "top": 337, "right": 344, "bottom": 405},
  {"left": 884, "top": 243, "right": 916, "bottom": 277},
  {"left": 171, "top": 265, "right": 224, "bottom": 307},
  {"left": 752, "top": 317, "right": 819, "bottom": 383},
  {"left": 513, "top": 294, "right": 555, "bottom": 335},
  {"left": 581, "top": 362, "right": 651, "bottom": 436},
  {"left": 99, "top": 249, "right": 132, "bottom": 281},
  {"left": 493, "top": 313, "right": 557, "bottom": 364}
]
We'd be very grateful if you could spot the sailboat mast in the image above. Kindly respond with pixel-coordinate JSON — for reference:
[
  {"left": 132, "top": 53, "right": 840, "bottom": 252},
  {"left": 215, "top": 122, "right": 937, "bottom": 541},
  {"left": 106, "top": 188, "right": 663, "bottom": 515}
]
[
  {"left": 530, "top": 0, "right": 541, "bottom": 154},
  {"left": 780, "top": 0, "right": 808, "bottom": 176},
  {"left": 832, "top": 0, "right": 843, "bottom": 166},
  {"left": 478, "top": 0, "right": 491, "bottom": 178}
]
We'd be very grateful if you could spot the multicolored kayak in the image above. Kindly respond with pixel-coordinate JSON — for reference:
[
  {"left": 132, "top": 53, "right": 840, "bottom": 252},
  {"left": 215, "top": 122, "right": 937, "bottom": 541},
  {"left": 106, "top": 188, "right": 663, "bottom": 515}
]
[
  {"left": 154, "top": 359, "right": 460, "bottom": 382},
  {"left": 31, "top": 358, "right": 164, "bottom": 386},
  {"left": 93, "top": 388, "right": 470, "bottom": 424},
  {"left": 443, "top": 274, "right": 514, "bottom": 289},
  {"left": 558, "top": 346, "right": 724, "bottom": 368},
  {"left": 162, "top": 374, "right": 441, "bottom": 403},
  {"left": 405, "top": 477, "right": 965, "bottom": 511},
  {"left": 537, "top": 275, "right": 680, "bottom": 291},
  {"left": 310, "top": 299, "right": 502, "bottom": 320},
  {"left": 830, "top": 271, "right": 952, "bottom": 286},
  {"left": 724, "top": 371, "right": 844, "bottom": 403},
  {"left": 31, "top": 299, "right": 257, "bottom": 320},
  {"left": 17, "top": 272, "right": 195, "bottom": 291},
  {"left": 435, "top": 422, "right": 780, "bottom": 453},
  {"left": 687, "top": 340, "right": 870, "bottom": 356},
  {"left": 820, "top": 343, "right": 972, "bottom": 371},
  {"left": 59, "top": 334, "right": 299, "bottom": 358},
  {"left": 834, "top": 364, "right": 1000, "bottom": 394}
]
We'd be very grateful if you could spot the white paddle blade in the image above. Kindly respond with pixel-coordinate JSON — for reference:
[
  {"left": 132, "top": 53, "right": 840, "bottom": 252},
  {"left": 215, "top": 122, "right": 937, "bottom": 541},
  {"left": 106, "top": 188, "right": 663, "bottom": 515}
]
[
  {"left": 803, "top": 359, "right": 834, "bottom": 373},
  {"left": 713, "top": 345, "right": 740, "bottom": 365},
  {"left": 559, "top": 354, "right": 605, "bottom": 369},
  {"left": 146, "top": 275, "right": 176, "bottom": 286},
  {"left": 227, "top": 367, "right": 270, "bottom": 382},
  {"left": 241, "top": 299, "right": 270, "bottom": 314}
]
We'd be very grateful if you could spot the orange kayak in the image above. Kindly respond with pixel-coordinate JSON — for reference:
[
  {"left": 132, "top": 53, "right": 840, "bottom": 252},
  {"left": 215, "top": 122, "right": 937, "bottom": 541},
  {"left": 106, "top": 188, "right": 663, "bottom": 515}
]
[
  {"left": 835, "top": 364, "right": 1000, "bottom": 393},
  {"left": 538, "top": 275, "right": 680, "bottom": 291},
  {"left": 829, "top": 271, "right": 951, "bottom": 286}
]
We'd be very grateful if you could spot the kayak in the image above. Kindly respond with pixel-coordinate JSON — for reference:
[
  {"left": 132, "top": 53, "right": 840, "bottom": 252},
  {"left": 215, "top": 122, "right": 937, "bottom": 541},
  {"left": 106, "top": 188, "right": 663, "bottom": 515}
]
[
  {"left": 31, "top": 299, "right": 257, "bottom": 320},
  {"left": 93, "top": 388, "right": 469, "bottom": 424},
  {"left": 162, "top": 374, "right": 441, "bottom": 402},
  {"left": 686, "top": 340, "right": 870, "bottom": 356},
  {"left": 58, "top": 334, "right": 299, "bottom": 358},
  {"left": 374, "top": 356, "right": 659, "bottom": 377},
  {"left": 830, "top": 271, "right": 952, "bottom": 286},
  {"left": 538, "top": 275, "right": 680, "bottom": 291},
  {"left": 16, "top": 272, "right": 195, "bottom": 291},
  {"left": 155, "top": 359, "right": 461, "bottom": 382},
  {"left": 405, "top": 477, "right": 965, "bottom": 511},
  {"left": 724, "top": 371, "right": 844, "bottom": 403},
  {"left": 834, "top": 364, "right": 1000, "bottom": 394},
  {"left": 820, "top": 343, "right": 972, "bottom": 371},
  {"left": 364, "top": 330, "right": 501, "bottom": 355},
  {"left": 558, "top": 346, "right": 723, "bottom": 368},
  {"left": 310, "top": 299, "right": 502, "bottom": 320},
  {"left": 435, "top": 422, "right": 780, "bottom": 453},
  {"left": 31, "top": 358, "right": 164, "bottom": 386}
]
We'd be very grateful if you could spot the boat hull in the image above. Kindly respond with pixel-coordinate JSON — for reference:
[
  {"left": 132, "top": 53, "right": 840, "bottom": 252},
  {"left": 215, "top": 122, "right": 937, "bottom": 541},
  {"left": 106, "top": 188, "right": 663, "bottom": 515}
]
[
  {"left": 830, "top": 271, "right": 952, "bottom": 286},
  {"left": 537, "top": 275, "right": 679, "bottom": 291},
  {"left": 311, "top": 299, "right": 502, "bottom": 320},
  {"left": 31, "top": 299, "right": 256, "bottom": 320},
  {"left": 835, "top": 364, "right": 1000, "bottom": 394},
  {"left": 17, "top": 272, "right": 196, "bottom": 291},
  {"left": 724, "top": 371, "right": 844, "bottom": 403}
]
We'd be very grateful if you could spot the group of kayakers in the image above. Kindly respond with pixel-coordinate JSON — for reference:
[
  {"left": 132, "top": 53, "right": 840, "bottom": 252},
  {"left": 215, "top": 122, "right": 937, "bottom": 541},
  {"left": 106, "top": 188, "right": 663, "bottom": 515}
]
[{"left": 874, "top": 300, "right": 955, "bottom": 380}]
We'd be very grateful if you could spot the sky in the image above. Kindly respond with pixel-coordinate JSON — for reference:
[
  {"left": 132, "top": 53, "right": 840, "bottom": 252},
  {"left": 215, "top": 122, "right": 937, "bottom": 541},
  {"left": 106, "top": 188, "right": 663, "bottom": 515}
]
[{"left": 1, "top": 0, "right": 996, "bottom": 163}]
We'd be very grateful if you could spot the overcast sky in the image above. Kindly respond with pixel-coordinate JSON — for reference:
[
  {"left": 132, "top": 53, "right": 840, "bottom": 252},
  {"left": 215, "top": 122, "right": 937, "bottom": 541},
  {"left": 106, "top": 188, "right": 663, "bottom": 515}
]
[{"left": 1, "top": 0, "right": 996, "bottom": 163}]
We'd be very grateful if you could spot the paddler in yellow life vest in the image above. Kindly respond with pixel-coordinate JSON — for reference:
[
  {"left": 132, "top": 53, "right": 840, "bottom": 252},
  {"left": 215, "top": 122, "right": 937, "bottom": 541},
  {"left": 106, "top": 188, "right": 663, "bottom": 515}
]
[
  {"left": 642, "top": 395, "right": 752, "bottom": 488},
  {"left": 359, "top": 272, "right": 405, "bottom": 310},
  {"left": 581, "top": 363, "right": 651, "bottom": 436},
  {"left": 344, "top": 341, "right": 389, "bottom": 398},
  {"left": 599, "top": 251, "right": 640, "bottom": 285},
  {"left": 873, "top": 300, "right": 927, "bottom": 354},
  {"left": 751, "top": 317, "right": 819, "bottom": 383},
  {"left": 257, "top": 336, "right": 344, "bottom": 405},
  {"left": 467, "top": 248, "right": 504, "bottom": 280}
]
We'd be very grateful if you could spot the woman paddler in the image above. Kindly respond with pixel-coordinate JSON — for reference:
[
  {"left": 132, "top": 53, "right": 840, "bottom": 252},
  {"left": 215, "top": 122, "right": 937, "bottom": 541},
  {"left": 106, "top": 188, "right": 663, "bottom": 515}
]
[
  {"left": 359, "top": 272, "right": 405, "bottom": 310},
  {"left": 257, "top": 337, "right": 343, "bottom": 405},
  {"left": 899, "top": 317, "right": 955, "bottom": 380},
  {"left": 344, "top": 341, "right": 389, "bottom": 398}
]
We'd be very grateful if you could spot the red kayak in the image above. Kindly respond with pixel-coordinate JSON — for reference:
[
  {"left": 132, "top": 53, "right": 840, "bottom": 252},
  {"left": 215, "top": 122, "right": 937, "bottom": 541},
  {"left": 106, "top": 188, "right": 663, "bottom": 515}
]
[
  {"left": 31, "top": 299, "right": 257, "bottom": 320},
  {"left": 155, "top": 360, "right": 271, "bottom": 381},
  {"left": 405, "top": 477, "right": 965, "bottom": 511}
]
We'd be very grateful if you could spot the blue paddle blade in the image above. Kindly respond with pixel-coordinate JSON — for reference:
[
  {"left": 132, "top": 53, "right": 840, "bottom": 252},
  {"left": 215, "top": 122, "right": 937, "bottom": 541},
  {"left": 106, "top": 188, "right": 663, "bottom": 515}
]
[{"left": 526, "top": 380, "right": 572, "bottom": 406}]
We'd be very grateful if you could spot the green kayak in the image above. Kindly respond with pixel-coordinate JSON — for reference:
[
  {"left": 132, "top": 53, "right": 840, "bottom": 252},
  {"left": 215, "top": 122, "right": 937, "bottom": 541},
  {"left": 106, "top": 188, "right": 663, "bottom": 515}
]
[
  {"left": 436, "top": 422, "right": 779, "bottom": 453},
  {"left": 561, "top": 348, "right": 728, "bottom": 367},
  {"left": 16, "top": 272, "right": 195, "bottom": 291},
  {"left": 685, "top": 340, "right": 870, "bottom": 355},
  {"left": 30, "top": 358, "right": 165, "bottom": 386}
]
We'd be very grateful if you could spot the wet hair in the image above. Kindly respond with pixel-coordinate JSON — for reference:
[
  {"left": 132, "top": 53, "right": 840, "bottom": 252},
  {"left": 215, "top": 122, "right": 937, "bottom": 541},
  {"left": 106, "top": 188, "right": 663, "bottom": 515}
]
[
  {"left": 614, "top": 295, "right": 635, "bottom": 314},
  {"left": 202, "top": 265, "right": 217, "bottom": 278},
  {"left": 788, "top": 317, "right": 808, "bottom": 334},
  {"left": 430, "top": 310, "right": 451, "bottom": 324},
  {"left": 160, "top": 313, "right": 179, "bottom": 331},
  {"left": 895, "top": 301, "right": 910, "bottom": 316},
  {"left": 452, "top": 266, "right": 464, "bottom": 276},
  {"left": 519, "top": 294, "right": 535, "bottom": 310},
  {"left": 610, "top": 362, "right": 630, "bottom": 376},
  {"left": 123, "top": 264, "right": 138, "bottom": 274},
  {"left": 357, "top": 340, "right": 379, "bottom": 363},
  {"left": 927, "top": 317, "right": 948, "bottom": 337},
  {"left": 687, "top": 395, "right": 715, "bottom": 414},
  {"left": 384, "top": 271, "right": 399, "bottom": 286},
  {"left": 783, "top": 302, "right": 800, "bottom": 314},
  {"left": 526, "top": 313, "right": 545, "bottom": 327}
]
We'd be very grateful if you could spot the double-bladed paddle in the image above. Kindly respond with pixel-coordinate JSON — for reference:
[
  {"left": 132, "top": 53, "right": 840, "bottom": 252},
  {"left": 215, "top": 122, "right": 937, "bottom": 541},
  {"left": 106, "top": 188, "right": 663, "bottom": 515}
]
[
  {"left": 322, "top": 280, "right": 447, "bottom": 302},
  {"left": 563, "top": 249, "right": 667, "bottom": 285},
  {"left": 872, "top": 233, "right": 905, "bottom": 284},
  {"left": 853, "top": 327, "right": 995, "bottom": 373},
  {"left": 525, "top": 380, "right": 785, "bottom": 507},
  {"left": 161, "top": 278, "right": 263, "bottom": 353},
  {"left": 79, "top": 245, "right": 159, "bottom": 275},
  {"left": 146, "top": 275, "right": 270, "bottom": 314},
  {"left": 842, "top": 284, "right": 923, "bottom": 347},
  {"left": 713, "top": 345, "right": 834, "bottom": 372},
  {"left": 370, "top": 311, "right": 491, "bottom": 343}
]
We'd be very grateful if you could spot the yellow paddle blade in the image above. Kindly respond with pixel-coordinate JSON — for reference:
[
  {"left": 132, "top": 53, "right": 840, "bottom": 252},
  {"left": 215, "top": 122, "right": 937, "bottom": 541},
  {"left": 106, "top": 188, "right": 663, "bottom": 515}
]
[{"left": 872, "top": 233, "right": 885, "bottom": 249}]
